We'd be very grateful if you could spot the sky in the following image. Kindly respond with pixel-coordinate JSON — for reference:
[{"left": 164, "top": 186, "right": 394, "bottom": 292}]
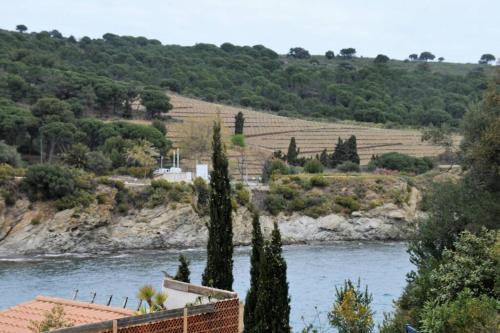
[{"left": 0, "top": 0, "right": 498, "bottom": 64}]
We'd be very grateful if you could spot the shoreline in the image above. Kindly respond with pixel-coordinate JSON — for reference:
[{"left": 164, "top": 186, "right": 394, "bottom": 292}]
[{"left": 0, "top": 239, "right": 409, "bottom": 259}]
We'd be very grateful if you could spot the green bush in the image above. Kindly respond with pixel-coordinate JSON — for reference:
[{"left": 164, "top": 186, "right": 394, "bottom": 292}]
[
  {"left": 420, "top": 291, "right": 498, "bottom": 333},
  {"left": 86, "top": 151, "right": 112, "bottom": 175},
  {"left": 264, "top": 193, "right": 286, "bottom": 215},
  {"left": 54, "top": 190, "right": 94, "bottom": 210},
  {"left": 336, "top": 161, "right": 360, "bottom": 172},
  {"left": 303, "top": 159, "right": 324, "bottom": 173},
  {"left": 368, "top": 152, "right": 434, "bottom": 174},
  {"left": 335, "top": 195, "right": 360, "bottom": 212},
  {"left": 310, "top": 175, "right": 329, "bottom": 187},
  {"left": 230, "top": 134, "right": 245, "bottom": 147},
  {"left": 0, "top": 141, "right": 22, "bottom": 167},
  {"left": 23, "top": 165, "right": 76, "bottom": 200},
  {"left": 273, "top": 184, "right": 297, "bottom": 200},
  {"left": 151, "top": 179, "right": 173, "bottom": 191},
  {"left": 262, "top": 159, "right": 289, "bottom": 182}
]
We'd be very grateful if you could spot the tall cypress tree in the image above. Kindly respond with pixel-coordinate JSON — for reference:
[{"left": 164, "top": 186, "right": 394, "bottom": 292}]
[
  {"left": 346, "top": 135, "right": 360, "bottom": 165},
  {"left": 331, "top": 137, "right": 347, "bottom": 167},
  {"left": 202, "top": 121, "right": 234, "bottom": 290},
  {"left": 244, "top": 212, "right": 264, "bottom": 333},
  {"left": 174, "top": 254, "right": 191, "bottom": 283},
  {"left": 254, "top": 223, "right": 291, "bottom": 333},
  {"left": 286, "top": 137, "right": 299, "bottom": 166},
  {"left": 235, "top": 111, "right": 245, "bottom": 135}
]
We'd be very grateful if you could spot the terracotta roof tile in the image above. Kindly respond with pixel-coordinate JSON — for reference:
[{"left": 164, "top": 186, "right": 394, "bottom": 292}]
[{"left": 0, "top": 296, "right": 133, "bottom": 333}]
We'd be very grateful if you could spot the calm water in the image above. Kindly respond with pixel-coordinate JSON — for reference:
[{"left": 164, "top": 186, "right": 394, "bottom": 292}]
[{"left": 0, "top": 242, "right": 412, "bottom": 332}]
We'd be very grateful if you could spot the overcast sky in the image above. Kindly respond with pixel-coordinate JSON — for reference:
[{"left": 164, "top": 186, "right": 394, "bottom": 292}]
[{"left": 1, "top": 0, "right": 498, "bottom": 63}]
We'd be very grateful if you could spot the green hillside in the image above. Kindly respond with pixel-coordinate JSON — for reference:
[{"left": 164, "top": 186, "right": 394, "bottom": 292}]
[{"left": 0, "top": 27, "right": 495, "bottom": 128}]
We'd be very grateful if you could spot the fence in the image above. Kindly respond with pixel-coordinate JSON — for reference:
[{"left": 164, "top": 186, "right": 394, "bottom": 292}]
[{"left": 51, "top": 298, "right": 240, "bottom": 333}]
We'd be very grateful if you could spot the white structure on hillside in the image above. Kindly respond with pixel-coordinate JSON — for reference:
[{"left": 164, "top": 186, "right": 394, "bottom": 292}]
[
  {"left": 153, "top": 148, "right": 192, "bottom": 182},
  {"left": 196, "top": 164, "right": 209, "bottom": 181}
]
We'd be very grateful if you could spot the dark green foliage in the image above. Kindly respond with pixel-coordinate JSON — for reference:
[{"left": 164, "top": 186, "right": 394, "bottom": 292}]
[
  {"left": 254, "top": 223, "right": 291, "bottom": 333},
  {"left": 303, "top": 159, "right": 324, "bottom": 173},
  {"left": 234, "top": 112, "right": 245, "bottom": 135},
  {"left": 0, "top": 141, "right": 22, "bottom": 167},
  {"left": 174, "top": 254, "right": 191, "bottom": 283},
  {"left": 141, "top": 88, "right": 172, "bottom": 119},
  {"left": 261, "top": 159, "right": 289, "bottom": 183},
  {"left": 319, "top": 149, "right": 329, "bottom": 167},
  {"left": 479, "top": 54, "right": 496, "bottom": 64},
  {"left": 368, "top": 152, "right": 433, "bottom": 174},
  {"left": 331, "top": 135, "right": 359, "bottom": 167},
  {"left": 193, "top": 177, "right": 209, "bottom": 214},
  {"left": 244, "top": 212, "right": 264, "bottom": 333},
  {"left": 287, "top": 47, "right": 310, "bottom": 59},
  {"left": 337, "top": 161, "right": 360, "bottom": 172},
  {"left": 85, "top": 151, "right": 112, "bottom": 175},
  {"left": 0, "top": 28, "right": 489, "bottom": 128},
  {"left": 151, "top": 119, "right": 167, "bottom": 136},
  {"left": 202, "top": 121, "right": 233, "bottom": 290},
  {"left": 381, "top": 72, "right": 500, "bottom": 333},
  {"left": 419, "top": 51, "right": 435, "bottom": 61},
  {"left": 374, "top": 54, "right": 389, "bottom": 64},
  {"left": 23, "top": 164, "right": 76, "bottom": 200},
  {"left": 16, "top": 24, "right": 27, "bottom": 33},
  {"left": 0, "top": 100, "right": 37, "bottom": 147},
  {"left": 325, "top": 51, "right": 335, "bottom": 59},
  {"left": 63, "top": 143, "right": 89, "bottom": 169},
  {"left": 286, "top": 137, "right": 299, "bottom": 166}
]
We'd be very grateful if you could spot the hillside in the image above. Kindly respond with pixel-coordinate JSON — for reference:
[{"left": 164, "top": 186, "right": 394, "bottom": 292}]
[
  {"left": 0, "top": 28, "right": 495, "bottom": 128},
  {"left": 165, "top": 94, "right": 458, "bottom": 180}
]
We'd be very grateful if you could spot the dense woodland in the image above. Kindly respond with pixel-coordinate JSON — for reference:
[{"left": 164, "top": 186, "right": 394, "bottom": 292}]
[{"left": 0, "top": 27, "right": 496, "bottom": 129}]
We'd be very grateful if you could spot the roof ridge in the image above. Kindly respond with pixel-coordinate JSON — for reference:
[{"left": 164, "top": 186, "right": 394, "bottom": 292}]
[{"left": 34, "top": 296, "right": 133, "bottom": 315}]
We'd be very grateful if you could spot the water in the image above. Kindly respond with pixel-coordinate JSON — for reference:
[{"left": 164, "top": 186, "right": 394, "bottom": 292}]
[{"left": 0, "top": 242, "right": 412, "bottom": 331}]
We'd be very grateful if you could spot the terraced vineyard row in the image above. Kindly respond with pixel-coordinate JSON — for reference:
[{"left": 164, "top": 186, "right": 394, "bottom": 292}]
[{"left": 165, "top": 94, "right": 457, "bottom": 180}]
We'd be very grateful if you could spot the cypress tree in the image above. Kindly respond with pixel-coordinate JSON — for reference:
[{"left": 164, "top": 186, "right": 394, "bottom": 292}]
[
  {"left": 202, "top": 121, "right": 234, "bottom": 290},
  {"left": 286, "top": 137, "right": 299, "bottom": 166},
  {"left": 346, "top": 135, "right": 360, "bottom": 165},
  {"left": 244, "top": 212, "right": 264, "bottom": 333},
  {"left": 174, "top": 254, "right": 191, "bottom": 283},
  {"left": 331, "top": 137, "right": 347, "bottom": 167},
  {"left": 320, "top": 148, "right": 329, "bottom": 167},
  {"left": 254, "top": 223, "right": 291, "bottom": 333},
  {"left": 235, "top": 111, "right": 245, "bottom": 135}
]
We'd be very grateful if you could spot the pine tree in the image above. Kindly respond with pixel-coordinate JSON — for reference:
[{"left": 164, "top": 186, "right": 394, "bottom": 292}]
[
  {"left": 244, "top": 212, "right": 264, "bottom": 333},
  {"left": 202, "top": 121, "right": 234, "bottom": 290},
  {"left": 320, "top": 148, "right": 329, "bottom": 167},
  {"left": 345, "top": 135, "right": 360, "bottom": 165},
  {"left": 254, "top": 223, "right": 291, "bottom": 333},
  {"left": 286, "top": 137, "right": 299, "bottom": 166},
  {"left": 235, "top": 111, "right": 245, "bottom": 135},
  {"left": 174, "top": 254, "right": 191, "bottom": 283}
]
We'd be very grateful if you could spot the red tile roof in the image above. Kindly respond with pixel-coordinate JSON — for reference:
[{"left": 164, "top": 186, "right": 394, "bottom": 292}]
[{"left": 0, "top": 296, "right": 133, "bottom": 333}]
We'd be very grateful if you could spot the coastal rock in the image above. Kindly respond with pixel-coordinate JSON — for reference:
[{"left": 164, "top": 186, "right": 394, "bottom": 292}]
[{"left": 0, "top": 199, "right": 416, "bottom": 255}]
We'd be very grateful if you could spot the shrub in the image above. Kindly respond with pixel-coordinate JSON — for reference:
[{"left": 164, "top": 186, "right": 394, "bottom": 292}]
[
  {"left": 335, "top": 195, "right": 360, "bottom": 212},
  {"left": 336, "top": 161, "right": 360, "bottom": 172},
  {"left": 265, "top": 193, "right": 286, "bottom": 215},
  {"left": 86, "top": 151, "right": 112, "bottom": 175},
  {"left": 303, "top": 159, "right": 324, "bottom": 173},
  {"left": 304, "top": 203, "right": 331, "bottom": 218},
  {"left": 97, "top": 177, "right": 125, "bottom": 190},
  {"left": 368, "top": 152, "right": 434, "bottom": 174},
  {"left": 310, "top": 175, "right": 329, "bottom": 187},
  {"left": 231, "top": 134, "right": 245, "bottom": 147},
  {"left": 23, "top": 165, "right": 76, "bottom": 200},
  {"left": 236, "top": 188, "right": 250, "bottom": 206},
  {"left": 31, "top": 216, "right": 41, "bottom": 225},
  {"left": 420, "top": 291, "right": 498, "bottom": 333},
  {"left": 54, "top": 190, "right": 94, "bottom": 210},
  {"left": 261, "top": 159, "right": 288, "bottom": 182},
  {"left": 273, "top": 184, "right": 297, "bottom": 200},
  {"left": 0, "top": 141, "right": 22, "bottom": 167},
  {"left": 151, "top": 179, "right": 173, "bottom": 190}
]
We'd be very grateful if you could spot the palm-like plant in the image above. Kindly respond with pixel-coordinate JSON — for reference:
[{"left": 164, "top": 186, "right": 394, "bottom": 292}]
[{"left": 136, "top": 285, "right": 168, "bottom": 314}]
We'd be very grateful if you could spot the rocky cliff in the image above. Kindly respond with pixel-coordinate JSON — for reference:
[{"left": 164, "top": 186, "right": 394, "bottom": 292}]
[{"left": 0, "top": 186, "right": 421, "bottom": 255}]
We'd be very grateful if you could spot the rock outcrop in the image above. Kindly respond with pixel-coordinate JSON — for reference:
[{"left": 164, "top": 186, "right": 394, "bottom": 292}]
[{"left": 0, "top": 188, "right": 421, "bottom": 255}]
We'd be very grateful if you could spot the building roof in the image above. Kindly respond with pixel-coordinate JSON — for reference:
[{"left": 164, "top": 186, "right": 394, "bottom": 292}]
[{"left": 0, "top": 296, "right": 133, "bottom": 333}]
